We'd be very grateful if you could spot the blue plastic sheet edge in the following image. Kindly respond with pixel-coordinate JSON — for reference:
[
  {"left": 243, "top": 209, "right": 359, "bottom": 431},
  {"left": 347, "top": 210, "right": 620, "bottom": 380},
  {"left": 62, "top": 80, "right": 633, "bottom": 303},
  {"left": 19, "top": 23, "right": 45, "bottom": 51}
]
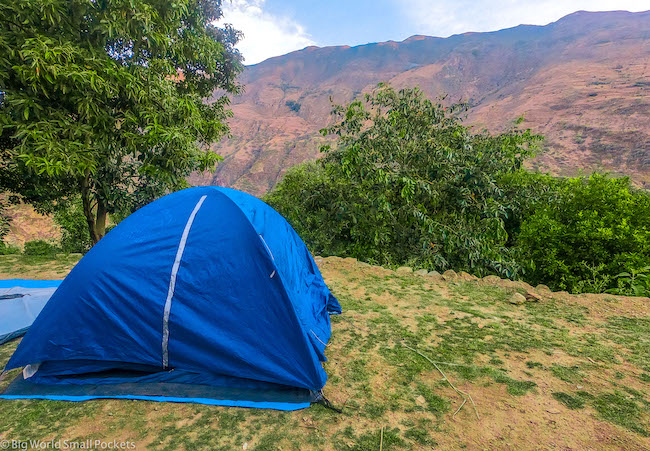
[
  {"left": 0, "top": 279, "right": 63, "bottom": 289},
  {"left": 0, "top": 327, "right": 30, "bottom": 346},
  {"left": 0, "top": 394, "right": 311, "bottom": 410}
]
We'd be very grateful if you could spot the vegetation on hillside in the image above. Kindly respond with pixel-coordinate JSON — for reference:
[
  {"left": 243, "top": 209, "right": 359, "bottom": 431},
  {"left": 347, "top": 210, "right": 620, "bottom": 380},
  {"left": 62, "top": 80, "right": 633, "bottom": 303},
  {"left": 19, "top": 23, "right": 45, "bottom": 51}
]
[
  {"left": 266, "top": 85, "right": 650, "bottom": 295},
  {"left": 0, "top": 0, "right": 242, "bottom": 244}
]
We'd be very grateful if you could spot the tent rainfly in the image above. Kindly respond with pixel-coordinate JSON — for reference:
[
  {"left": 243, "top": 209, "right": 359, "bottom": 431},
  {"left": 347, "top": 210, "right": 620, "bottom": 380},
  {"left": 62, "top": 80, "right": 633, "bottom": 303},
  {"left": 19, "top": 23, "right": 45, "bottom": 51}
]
[{"left": 1, "top": 186, "right": 341, "bottom": 410}]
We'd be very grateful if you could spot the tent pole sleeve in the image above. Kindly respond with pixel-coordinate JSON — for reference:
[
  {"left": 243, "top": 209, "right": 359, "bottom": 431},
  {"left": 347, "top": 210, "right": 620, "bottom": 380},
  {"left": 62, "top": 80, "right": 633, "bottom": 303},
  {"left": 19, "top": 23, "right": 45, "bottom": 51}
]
[{"left": 162, "top": 195, "right": 207, "bottom": 368}]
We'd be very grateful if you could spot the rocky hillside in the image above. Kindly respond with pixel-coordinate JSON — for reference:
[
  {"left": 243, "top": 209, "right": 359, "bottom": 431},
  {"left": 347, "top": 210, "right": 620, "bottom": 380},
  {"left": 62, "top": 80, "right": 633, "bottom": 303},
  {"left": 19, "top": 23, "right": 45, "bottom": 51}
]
[
  {"left": 196, "top": 10, "right": 650, "bottom": 196},
  {"left": 0, "top": 196, "right": 60, "bottom": 248}
]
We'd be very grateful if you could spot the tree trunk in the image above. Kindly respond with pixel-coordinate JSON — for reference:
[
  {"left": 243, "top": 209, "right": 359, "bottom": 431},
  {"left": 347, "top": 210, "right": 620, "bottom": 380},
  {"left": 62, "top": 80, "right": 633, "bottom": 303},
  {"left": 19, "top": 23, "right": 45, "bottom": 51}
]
[
  {"left": 81, "top": 171, "right": 102, "bottom": 245},
  {"left": 94, "top": 197, "right": 107, "bottom": 242}
]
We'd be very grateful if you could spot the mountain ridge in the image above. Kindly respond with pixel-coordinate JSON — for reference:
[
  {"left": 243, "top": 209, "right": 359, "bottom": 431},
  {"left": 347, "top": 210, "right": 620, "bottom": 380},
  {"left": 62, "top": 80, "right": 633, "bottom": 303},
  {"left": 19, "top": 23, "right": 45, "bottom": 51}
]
[
  {"left": 195, "top": 10, "right": 650, "bottom": 195},
  {"left": 249, "top": 9, "right": 643, "bottom": 63}
]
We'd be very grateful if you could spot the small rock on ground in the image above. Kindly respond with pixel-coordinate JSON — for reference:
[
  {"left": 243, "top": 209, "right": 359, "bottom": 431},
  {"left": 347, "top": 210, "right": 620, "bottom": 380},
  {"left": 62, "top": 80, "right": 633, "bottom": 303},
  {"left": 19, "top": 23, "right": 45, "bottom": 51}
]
[
  {"left": 517, "top": 281, "right": 535, "bottom": 291},
  {"left": 325, "top": 256, "right": 343, "bottom": 262},
  {"left": 508, "top": 293, "right": 527, "bottom": 305},
  {"left": 525, "top": 290, "right": 542, "bottom": 302},
  {"left": 396, "top": 266, "right": 413, "bottom": 274},
  {"left": 414, "top": 269, "right": 428, "bottom": 276},
  {"left": 442, "top": 269, "right": 457, "bottom": 280}
]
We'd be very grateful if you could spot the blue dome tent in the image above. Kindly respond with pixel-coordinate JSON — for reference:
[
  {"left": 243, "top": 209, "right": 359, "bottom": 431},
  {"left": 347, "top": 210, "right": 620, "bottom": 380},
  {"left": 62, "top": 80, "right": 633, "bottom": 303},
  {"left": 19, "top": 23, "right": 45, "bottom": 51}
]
[{"left": 1, "top": 187, "right": 341, "bottom": 410}]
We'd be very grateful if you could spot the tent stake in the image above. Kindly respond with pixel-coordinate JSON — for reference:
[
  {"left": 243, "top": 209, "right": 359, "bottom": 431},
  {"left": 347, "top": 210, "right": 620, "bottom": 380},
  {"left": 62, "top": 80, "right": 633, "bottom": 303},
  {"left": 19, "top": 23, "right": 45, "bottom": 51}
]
[{"left": 317, "top": 392, "right": 343, "bottom": 413}]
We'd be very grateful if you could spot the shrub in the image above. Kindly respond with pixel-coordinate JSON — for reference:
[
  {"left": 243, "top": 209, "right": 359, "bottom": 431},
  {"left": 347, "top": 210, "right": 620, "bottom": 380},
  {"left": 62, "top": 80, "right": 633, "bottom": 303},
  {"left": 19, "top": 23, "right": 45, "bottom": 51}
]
[
  {"left": 0, "top": 241, "right": 20, "bottom": 255},
  {"left": 54, "top": 197, "right": 93, "bottom": 254},
  {"left": 23, "top": 240, "right": 58, "bottom": 257},
  {"left": 0, "top": 200, "right": 9, "bottom": 240},
  {"left": 514, "top": 174, "right": 650, "bottom": 293},
  {"left": 285, "top": 100, "right": 301, "bottom": 112},
  {"left": 609, "top": 266, "right": 650, "bottom": 297}
]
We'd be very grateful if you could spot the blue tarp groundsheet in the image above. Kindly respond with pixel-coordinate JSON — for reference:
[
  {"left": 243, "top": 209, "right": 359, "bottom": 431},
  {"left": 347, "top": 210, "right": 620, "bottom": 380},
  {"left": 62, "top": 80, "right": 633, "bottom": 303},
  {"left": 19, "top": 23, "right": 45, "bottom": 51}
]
[
  {"left": 0, "top": 280, "right": 61, "bottom": 345},
  {"left": 1, "top": 187, "right": 340, "bottom": 410},
  {"left": 0, "top": 280, "right": 62, "bottom": 289}
]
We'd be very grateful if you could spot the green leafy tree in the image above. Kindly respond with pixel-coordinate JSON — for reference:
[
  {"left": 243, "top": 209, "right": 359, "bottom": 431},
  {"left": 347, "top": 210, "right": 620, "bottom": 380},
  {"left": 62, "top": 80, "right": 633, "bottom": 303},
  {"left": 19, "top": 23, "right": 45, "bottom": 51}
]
[
  {"left": 0, "top": 0, "right": 242, "bottom": 244},
  {"left": 267, "top": 85, "right": 541, "bottom": 276}
]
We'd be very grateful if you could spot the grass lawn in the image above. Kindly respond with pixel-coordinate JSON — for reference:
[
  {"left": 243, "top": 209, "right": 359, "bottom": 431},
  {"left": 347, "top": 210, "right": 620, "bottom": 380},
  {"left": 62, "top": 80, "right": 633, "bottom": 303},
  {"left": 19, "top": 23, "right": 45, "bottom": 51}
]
[{"left": 0, "top": 254, "right": 649, "bottom": 449}]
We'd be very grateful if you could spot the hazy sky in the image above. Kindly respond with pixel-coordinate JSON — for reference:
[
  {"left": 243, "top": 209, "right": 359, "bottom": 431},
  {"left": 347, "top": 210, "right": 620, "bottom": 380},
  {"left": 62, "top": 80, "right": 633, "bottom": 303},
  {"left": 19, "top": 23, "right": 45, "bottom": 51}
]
[{"left": 217, "top": 0, "right": 649, "bottom": 65}]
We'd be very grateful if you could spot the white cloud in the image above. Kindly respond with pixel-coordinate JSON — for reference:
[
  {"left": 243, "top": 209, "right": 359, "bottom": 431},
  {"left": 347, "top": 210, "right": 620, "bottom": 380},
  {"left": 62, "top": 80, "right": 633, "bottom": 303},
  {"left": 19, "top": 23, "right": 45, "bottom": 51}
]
[
  {"left": 218, "top": 0, "right": 315, "bottom": 65},
  {"left": 398, "top": 0, "right": 650, "bottom": 37}
]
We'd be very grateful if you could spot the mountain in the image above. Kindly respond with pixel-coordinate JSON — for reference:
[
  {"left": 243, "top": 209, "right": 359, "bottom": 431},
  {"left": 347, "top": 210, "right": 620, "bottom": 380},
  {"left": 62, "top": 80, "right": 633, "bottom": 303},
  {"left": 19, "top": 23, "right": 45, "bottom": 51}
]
[{"left": 195, "top": 10, "right": 650, "bottom": 196}]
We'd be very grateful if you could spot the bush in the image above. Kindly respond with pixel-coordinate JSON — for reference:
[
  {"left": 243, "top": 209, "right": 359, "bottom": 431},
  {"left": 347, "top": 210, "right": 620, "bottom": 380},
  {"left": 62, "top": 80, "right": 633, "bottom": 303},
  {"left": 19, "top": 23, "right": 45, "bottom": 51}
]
[
  {"left": 285, "top": 100, "right": 301, "bottom": 112},
  {"left": 265, "top": 161, "right": 352, "bottom": 258},
  {"left": 0, "top": 240, "right": 20, "bottom": 255},
  {"left": 23, "top": 240, "right": 58, "bottom": 257},
  {"left": 0, "top": 200, "right": 9, "bottom": 240},
  {"left": 610, "top": 267, "right": 650, "bottom": 297},
  {"left": 514, "top": 174, "right": 650, "bottom": 293},
  {"left": 53, "top": 197, "right": 93, "bottom": 254}
]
